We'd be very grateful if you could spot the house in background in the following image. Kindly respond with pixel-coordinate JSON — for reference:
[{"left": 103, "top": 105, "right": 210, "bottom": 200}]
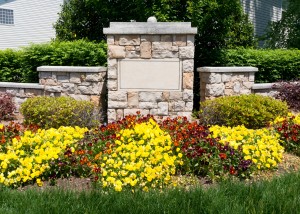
[
  {"left": 241, "top": 0, "right": 283, "bottom": 42},
  {"left": 0, "top": 0, "right": 285, "bottom": 50},
  {"left": 0, "top": 0, "right": 63, "bottom": 50}
]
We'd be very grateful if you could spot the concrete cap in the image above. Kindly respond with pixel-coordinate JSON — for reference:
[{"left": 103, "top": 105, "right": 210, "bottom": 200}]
[
  {"left": 0, "top": 82, "right": 44, "bottom": 89},
  {"left": 197, "top": 66, "right": 258, "bottom": 73},
  {"left": 104, "top": 22, "right": 197, "bottom": 35},
  {"left": 37, "top": 66, "right": 107, "bottom": 73}
]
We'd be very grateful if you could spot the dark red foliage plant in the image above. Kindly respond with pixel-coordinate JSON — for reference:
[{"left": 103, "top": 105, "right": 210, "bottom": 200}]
[
  {"left": 273, "top": 81, "right": 300, "bottom": 111},
  {"left": 0, "top": 92, "right": 16, "bottom": 120}
]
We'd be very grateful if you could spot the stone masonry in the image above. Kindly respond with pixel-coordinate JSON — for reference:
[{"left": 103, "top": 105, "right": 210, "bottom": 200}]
[
  {"left": 0, "top": 66, "right": 107, "bottom": 119},
  {"left": 104, "top": 17, "right": 197, "bottom": 122},
  {"left": 197, "top": 67, "right": 258, "bottom": 101}
]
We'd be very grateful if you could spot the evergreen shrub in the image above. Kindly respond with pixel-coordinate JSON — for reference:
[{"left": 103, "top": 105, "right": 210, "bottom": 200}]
[
  {"left": 195, "top": 94, "right": 289, "bottom": 129},
  {"left": 20, "top": 96, "right": 100, "bottom": 129}
]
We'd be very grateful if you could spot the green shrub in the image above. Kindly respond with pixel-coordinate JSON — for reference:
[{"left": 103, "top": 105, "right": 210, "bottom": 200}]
[
  {"left": 195, "top": 94, "right": 289, "bottom": 129},
  {"left": 0, "top": 40, "right": 107, "bottom": 83},
  {"left": 20, "top": 96, "right": 100, "bottom": 129},
  {"left": 216, "top": 48, "right": 300, "bottom": 83}
]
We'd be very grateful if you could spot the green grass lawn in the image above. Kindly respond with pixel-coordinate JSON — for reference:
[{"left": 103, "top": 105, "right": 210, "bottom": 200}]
[{"left": 0, "top": 171, "right": 299, "bottom": 214}]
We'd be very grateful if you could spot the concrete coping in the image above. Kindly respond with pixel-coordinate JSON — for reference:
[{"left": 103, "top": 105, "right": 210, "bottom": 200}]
[
  {"left": 197, "top": 66, "right": 258, "bottom": 73},
  {"left": 37, "top": 66, "right": 107, "bottom": 73},
  {"left": 103, "top": 22, "right": 197, "bottom": 35},
  {"left": 0, "top": 82, "right": 44, "bottom": 89},
  {"left": 252, "top": 83, "right": 277, "bottom": 90}
]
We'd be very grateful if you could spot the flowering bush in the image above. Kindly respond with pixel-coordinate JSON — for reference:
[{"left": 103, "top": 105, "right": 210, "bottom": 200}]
[
  {"left": 159, "top": 117, "right": 252, "bottom": 180},
  {"left": 96, "top": 119, "right": 181, "bottom": 192},
  {"left": 271, "top": 113, "right": 300, "bottom": 156},
  {"left": 209, "top": 125, "right": 284, "bottom": 170},
  {"left": 0, "top": 126, "right": 87, "bottom": 187}
]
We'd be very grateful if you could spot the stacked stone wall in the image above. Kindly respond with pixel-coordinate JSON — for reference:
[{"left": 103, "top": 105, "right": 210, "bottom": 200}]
[
  {"left": 106, "top": 35, "right": 195, "bottom": 122},
  {"left": 198, "top": 67, "right": 258, "bottom": 101}
]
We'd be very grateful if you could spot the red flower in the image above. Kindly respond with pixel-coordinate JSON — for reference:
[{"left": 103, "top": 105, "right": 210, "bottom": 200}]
[
  {"left": 219, "top": 153, "right": 227, "bottom": 160},
  {"left": 229, "top": 166, "right": 236, "bottom": 175}
]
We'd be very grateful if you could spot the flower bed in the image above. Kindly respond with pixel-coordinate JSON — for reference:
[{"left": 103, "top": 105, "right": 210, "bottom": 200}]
[{"left": 0, "top": 112, "right": 299, "bottom": 191}]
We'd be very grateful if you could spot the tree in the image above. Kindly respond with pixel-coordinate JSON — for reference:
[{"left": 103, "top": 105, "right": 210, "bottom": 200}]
[
  {"left": 264, "top": 0, "right": 300, "bottom": 49},
  {"left": 55, "top": 0, "right": 255, "bottom": 66}
]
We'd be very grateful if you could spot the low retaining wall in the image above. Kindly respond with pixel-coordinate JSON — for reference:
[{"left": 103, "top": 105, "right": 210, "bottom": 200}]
[
  {"left": 252, "top": 83, "right": 279, "bottom": 97},
  {"left": 197, "top": 67, "right": 258, "bottom": 101},
  {"left": 0, "top": 66, "right": 107, "bottom": 119}
]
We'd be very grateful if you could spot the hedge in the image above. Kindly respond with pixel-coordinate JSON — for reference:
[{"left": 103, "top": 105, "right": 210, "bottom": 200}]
[
  {"left": 217, "top": 48, "right": 300, "bottom": 83},
  {"left": 0, "top": 40, "right": 107, "bottom": 83}
]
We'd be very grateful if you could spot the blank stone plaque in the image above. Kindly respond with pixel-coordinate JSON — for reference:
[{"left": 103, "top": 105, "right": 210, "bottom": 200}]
[{"left": 118, "top": 59, "right": 181, "bottom": 91}]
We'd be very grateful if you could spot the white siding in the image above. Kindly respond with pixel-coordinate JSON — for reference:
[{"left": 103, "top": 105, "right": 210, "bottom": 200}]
[
  {"left": 0, "top": 0, "right": 63, "bottom": 49},
  {"left": 241, "top": 0, "right": 282, "bottom": 37}
]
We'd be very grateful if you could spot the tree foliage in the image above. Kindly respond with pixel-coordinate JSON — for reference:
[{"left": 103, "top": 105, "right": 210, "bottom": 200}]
[
  {"left": 55, "top": 0, "right": 255, "bottom": 66},
  {"left": 264, "top": 0, "right": 300, "bottom": 49}
]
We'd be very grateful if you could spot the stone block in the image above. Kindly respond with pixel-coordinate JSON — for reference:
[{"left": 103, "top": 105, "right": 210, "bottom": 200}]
[
  {"left": 108, "top": 58, "right": 117, "bottom": 67},
  {"left": 173, "top": 101, "right": 185, "bottom": 112},
  {"left": 107, "top": 109, "right": 116, "bottom": 122},
  {"left": 107, "top": 80, "right": 118, "bottom": 91},
  {"left": 179, "top": 46, "right": 194, "bottom": 59},
  {"left": 202, "top": 73, "right": 221, "bottom": 84},
  {"left": 126, "top": 51, "right": 140, "bottom": 58},
  {"left": 224, "top": 89, "right": 234, "bottom": 96},
  {"left": 91, "top": 82, "right": 104, "bottom": 94},
  {"left": 222, "top": 73, "right": 232, "bottom": 82},
  {"left": 78, "top": 86, "right": 92, "bottom": 94},
  {"left": 233, "top": 82, "right": 241, "bottom": 93},
  {"left": 107, "top": 35, "right": 114, "bottom": 45},
  {"left": 173, "top": 35, "right": 187, "bottom": 46},
  {"left": 206, "top": 83, "right": 225, "bottom": 96},
  {"left": 169, "top": 92, "right": 182, "bottom": 100},
  {"left": 86, "top": 73, "right": 102, "bottom": 82},
  {"left": 243, "top": 81, "right": 253, "bottom": 89},
  {"left": 249, "top": 73, "right": 255, "bottom": 82},
  {"left": 177, "top": 112, "right": 192, "bottom": 120},
  {"left": 152, "top": 51, "right": 178, "bottom": 58},
  {"left": 187, "top": 35, "right": 195, "bottom": 46},
  {"left": 108, "top": 101, "right": 128, "bottom": 108},
  {"left": 185, "top": 102, "right": 193, "bottom": 111},
  {"left": 69, "top": 94, "right": 90, "bottom": 101},
  {"left": 70, "top": 73, "right": 81, "bottom": 84},
  {"left": 90, "top": 95, "right": 100, "bottom": 107},
  {"left": 108, "top": 45, "right": 126, "bottom": 59},
  {"left": 161, "top": 35, "right": 173, "bottom": 42},
  {"left": 108, "top": 67, "right": 117, "bottom": 79},
  {"left": 57, "top": 75, "right": 69, "bottom": 83},
  {"left": 116, "top": 109, "right": 124, "bottom": 120},
  {"left": 171, "top": 46, "right": 179, "bottom": 52},
  {"left": 124, "top": 109, "right": 149, "bottom": 116},
  {"left": 128, "top": 92, "right": 139, "bottom": 108},
  {"left": 125, "top": 46, "right": 135, "bottom": 51},
  {"left": 240, "top": 89, "right": 251, "bottom": 95},
  {"left": 157, "top": 102, "right": 168, "bottom": 116},
  {"left": 152, "top": 42, "right": 172, "bottom": 51},
  {"left": 39, "top": 72, "right": 52, "bottom": 79},
  {"left": 139, "top": 102, "right": 158, "bottom": 109},
  {"left": 62, "top": 83, "right": 75, "bottom": 93},
  {"left": 117, "top": 35, "right": 140, "bottom": 46},
  {"left": 183, "top": 73, "right": 194, "bottom": 89},
  {"left": 150, "top": 109, "right": 158, "bottom": 115},
  {"left": 140, "top": 42, "right": 151, "bottom": 59},
  {"left": 182, "top": 59, "right": 194, "bottom": 72},
  {"left": 44, "top": 85, "right": 62, "bottom": 93},
  {"left": 159, "top": 92, "right": 168, "bottom": 102},
  {"left": 141, "top": 35, "right": 160, "bottom": 42},
  {"left": 183, "top": 89, "right": 193, "bottom": 101},
  {"left": 108, "top": 91, "right": 127, "bottom": 102},
  {"left": 139, "top": 92, "right": 162, "bottom": 102},
  {"left": 44, "top": 79, "right": 58, "bottom": 86}
]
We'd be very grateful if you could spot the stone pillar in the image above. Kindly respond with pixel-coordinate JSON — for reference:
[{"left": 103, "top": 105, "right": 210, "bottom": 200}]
[
  {"left": 197, "top": 67, "right": 258, "bottom": 101},
  {"left": 104, "top": 17, "right": 197, "bottom": 122}
]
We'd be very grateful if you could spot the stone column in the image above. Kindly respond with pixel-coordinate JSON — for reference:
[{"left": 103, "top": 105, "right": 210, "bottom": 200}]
[
  {"left": 104, "top": 17, "right": 197, "bottom": 122},
  {"left": 197, "top": 67, "right": 258, "bottom": 101}
]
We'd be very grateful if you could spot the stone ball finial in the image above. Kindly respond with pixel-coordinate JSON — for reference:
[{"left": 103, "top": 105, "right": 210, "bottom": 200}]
[{"left": 147, "top": 16, "right": 157, "bottom": 23}]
